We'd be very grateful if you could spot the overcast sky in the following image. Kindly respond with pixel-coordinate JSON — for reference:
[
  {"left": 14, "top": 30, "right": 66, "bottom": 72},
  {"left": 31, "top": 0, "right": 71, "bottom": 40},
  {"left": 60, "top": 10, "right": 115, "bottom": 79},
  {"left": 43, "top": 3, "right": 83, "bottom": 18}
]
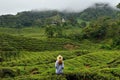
[{"left": 0, "top": 0, "right": 119, "bottom": 15}]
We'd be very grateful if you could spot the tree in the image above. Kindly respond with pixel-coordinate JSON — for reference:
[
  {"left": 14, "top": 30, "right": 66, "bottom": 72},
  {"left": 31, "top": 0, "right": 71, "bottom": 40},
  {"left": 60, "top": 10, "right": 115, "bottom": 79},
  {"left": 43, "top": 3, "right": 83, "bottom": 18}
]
[
  {"left": 116, "top": 3, "right": 120, "bottom": 9},
  {"left": 82, "top": 16, "right": 113, "bottom": 39},
  {"left": 116, "top": 3, "right": 120, "bottom": 17},
  {"left": 112, "top": 36, "right": 120, "bottom": 49},
  {"left": 45, "top": 25, "right": 54, "bottom": 38},
  {"left": 45, "top": 24, "right": 63, "bottom": 38},
  {"left": 80, "top": 22, "right": 87, "bottom": 27}
]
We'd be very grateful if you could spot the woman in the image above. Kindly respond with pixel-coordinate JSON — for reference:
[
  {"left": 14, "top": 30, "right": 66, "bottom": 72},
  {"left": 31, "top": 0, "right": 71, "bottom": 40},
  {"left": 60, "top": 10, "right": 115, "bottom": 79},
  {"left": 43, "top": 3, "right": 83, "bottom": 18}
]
[{"left": 55, "top": 55, "right": 64, "bottom": 74}]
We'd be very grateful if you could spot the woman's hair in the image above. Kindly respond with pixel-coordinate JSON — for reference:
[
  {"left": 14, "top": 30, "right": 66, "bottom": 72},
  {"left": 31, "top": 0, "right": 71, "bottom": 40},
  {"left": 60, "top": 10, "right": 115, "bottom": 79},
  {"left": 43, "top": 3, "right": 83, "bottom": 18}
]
[
  {"left": 57, "top": 55, "right": 63, "bottom": 65},
  {"left": 58, "top": 59, "right": 62, "bottom": 65}
]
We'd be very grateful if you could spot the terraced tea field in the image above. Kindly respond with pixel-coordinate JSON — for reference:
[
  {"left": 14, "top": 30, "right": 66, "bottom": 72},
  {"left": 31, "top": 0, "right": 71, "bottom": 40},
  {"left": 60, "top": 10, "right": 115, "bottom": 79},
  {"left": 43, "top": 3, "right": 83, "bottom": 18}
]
[{"left": 0, "top": 49, "right": 120, "bottom": 80}]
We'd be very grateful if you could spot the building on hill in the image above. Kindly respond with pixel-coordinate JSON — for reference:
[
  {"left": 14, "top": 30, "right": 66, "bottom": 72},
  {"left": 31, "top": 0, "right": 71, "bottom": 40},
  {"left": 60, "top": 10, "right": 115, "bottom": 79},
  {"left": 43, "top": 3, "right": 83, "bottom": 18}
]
[{"left": 62, "top": 18, "right": 65, "bottom": 23}]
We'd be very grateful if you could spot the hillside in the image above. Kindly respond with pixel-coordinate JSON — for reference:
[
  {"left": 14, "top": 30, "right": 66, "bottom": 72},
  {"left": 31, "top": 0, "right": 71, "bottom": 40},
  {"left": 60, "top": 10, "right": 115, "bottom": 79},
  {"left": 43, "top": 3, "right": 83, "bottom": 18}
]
[
  {"left": 0, "top": 3, "right": 120, "bottom": 80},
  {"left": 79, "top": 3, "right": 118, "bottom": 21},
  {"left": 0, "top": 3, "right": 118, "bottom": 28},
  {"left": 0, "top": 33, "right": 81, "bottom": 52},
  {"left": 0, "top": 27, "right": 120, "bottom": 80},
  {"left": 0, "top": 48, "right": 120, "bottom": 80}
]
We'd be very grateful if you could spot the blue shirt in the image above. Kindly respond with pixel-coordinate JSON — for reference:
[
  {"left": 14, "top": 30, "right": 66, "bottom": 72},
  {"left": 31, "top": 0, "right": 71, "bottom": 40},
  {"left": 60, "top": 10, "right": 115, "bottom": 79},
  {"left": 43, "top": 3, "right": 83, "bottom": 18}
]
[{"left": 55, "top": 60, "right": 64, "bottom": 74}]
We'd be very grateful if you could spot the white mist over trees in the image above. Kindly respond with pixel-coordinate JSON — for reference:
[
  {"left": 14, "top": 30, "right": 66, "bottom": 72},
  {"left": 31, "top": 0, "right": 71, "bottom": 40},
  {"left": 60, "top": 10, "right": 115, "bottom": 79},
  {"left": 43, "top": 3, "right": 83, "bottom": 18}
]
[{"left": 0, "top": 0, "right": 119, "bottom": 15}]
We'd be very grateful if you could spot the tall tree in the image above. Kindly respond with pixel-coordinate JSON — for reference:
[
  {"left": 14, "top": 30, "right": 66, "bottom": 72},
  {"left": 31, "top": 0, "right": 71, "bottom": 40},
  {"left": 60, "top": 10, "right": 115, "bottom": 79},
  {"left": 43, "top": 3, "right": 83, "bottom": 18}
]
[
  {"left": 117, "top": 3, "right": 120, "bottom": 9},
  {"left": 45, "top": 24, "right": 63, "bottom": 38},
  {"left": 45, "top": 25, "right": 54, "bottom": 38}
]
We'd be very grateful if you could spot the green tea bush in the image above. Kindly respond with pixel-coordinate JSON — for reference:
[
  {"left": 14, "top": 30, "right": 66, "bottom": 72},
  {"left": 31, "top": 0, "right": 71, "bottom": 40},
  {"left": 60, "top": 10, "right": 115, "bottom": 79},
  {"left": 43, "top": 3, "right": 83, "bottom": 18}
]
[
  {"left": 65, "top": 71, "right": 118, "bottom": 80},
  {"left": 0, "top": 68, "right": 19, "bottom": 78},
  {"left": 100, "top": 44, "right": 112, "bottom": 50},
  {"left": 74, "top": 50, "right": 89, "bottom": 56},
  {"left": 0, "top": 33, "right": 78, "bottom": 52},
  {"left": 112, "top": 37, "right": 120, "bottom": 49}
]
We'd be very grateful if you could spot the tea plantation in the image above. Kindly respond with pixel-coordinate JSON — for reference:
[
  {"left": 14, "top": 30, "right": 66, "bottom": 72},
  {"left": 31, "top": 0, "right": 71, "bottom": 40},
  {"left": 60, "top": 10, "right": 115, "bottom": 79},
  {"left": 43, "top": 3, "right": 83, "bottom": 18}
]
[{"left": 0, "top": 27, "right": 120, "bottom": 80}]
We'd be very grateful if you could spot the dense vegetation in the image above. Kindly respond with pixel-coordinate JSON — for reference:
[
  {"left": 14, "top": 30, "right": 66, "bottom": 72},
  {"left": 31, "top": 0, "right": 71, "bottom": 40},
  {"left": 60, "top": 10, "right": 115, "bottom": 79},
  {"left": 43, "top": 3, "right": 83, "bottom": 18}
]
[
  {"left": 0, "top": 3, "right": 118, "bottom": 28},
  {"left": 0, "top": 3, "right": 120, "bottom": 80}
]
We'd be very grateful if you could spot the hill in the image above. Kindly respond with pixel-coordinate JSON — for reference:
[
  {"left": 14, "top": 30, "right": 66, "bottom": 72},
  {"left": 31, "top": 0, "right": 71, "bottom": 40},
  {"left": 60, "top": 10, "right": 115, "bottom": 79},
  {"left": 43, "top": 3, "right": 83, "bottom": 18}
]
[
  {"left": 79, "top": 3, "right": 118, "bottom": 21},
  {"left": 0, "top": 3, "right": 118, "bottom": 28}
]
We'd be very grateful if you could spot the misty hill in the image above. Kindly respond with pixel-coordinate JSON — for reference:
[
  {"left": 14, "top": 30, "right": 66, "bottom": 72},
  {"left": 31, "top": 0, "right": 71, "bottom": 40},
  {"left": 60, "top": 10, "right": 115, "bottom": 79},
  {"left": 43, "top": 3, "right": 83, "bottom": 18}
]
[
  {"left": 79, "top": 3, "right": 118, "bottom": 21},
  {"left": 0, "top": 3, "right": 118, "bottom": 28}
]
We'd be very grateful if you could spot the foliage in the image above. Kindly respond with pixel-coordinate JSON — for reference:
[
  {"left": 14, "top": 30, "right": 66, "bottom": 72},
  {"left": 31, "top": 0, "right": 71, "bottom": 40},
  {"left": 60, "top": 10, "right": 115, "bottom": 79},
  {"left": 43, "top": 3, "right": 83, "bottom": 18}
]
[
  {"left": 100, "top": 44, "right": 112, "bottom": 50},
  {"left": 0, "top": 68, "right": 19, "bottom": 78},
  {"left": 0, "top": 33, "right": 79, "bottom": 52},
  {"left": 112, "top": 36, "right": 120, "bottom": 49},
  {"left": 79, "top": 3, "right": 118, "bottom": 21},
  {"left": 0, "top": 3, "right": 118, "bottom": 28},
  {"left": 1, "top": 50, "right": 120, "bottom": 79},
  {"left": 80, "top": 21, "right": 87, "bottom": 27},
  {"left": 82, "top": 16, "right": 120, "bottom": 40},
  {"left": 116, "top": 3, "right": 120, "bottom": 9},
  {"left": 45, "top": 24, "right": 63, "bottom": 38}
]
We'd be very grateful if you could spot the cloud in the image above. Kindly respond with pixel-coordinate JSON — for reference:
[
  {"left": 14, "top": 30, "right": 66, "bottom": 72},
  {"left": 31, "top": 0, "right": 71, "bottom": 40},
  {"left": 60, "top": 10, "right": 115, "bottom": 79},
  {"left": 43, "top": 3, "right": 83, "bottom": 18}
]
[{"left": 0, "top": 0, "right": 119, "bottom": 15}]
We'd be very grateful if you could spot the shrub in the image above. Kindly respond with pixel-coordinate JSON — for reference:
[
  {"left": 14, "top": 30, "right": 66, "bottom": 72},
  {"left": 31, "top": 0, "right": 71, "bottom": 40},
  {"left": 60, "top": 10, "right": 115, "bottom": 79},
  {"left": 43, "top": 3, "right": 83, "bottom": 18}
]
[
  {"left": 112, "top": 37, "right": 120, "bottom": 49},
  {"left": 100, "top": 44, "right": 112, "bottom": 50},
  {"left": 0, "top": 56, "right": 4, "bottom": 62},
  {"left": 0, "top": 68, "right": 17, "bottom": 78},
  {"left": 65, "top": 71, "right": 117, "bottom": 80}
]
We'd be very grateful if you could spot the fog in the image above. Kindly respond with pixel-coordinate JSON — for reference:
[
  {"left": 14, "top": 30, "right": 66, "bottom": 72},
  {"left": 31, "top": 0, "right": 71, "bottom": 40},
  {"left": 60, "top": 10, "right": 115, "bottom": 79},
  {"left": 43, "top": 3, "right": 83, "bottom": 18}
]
[{"left": 0, "top": 0, "right": 119, "bottom": 15}]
